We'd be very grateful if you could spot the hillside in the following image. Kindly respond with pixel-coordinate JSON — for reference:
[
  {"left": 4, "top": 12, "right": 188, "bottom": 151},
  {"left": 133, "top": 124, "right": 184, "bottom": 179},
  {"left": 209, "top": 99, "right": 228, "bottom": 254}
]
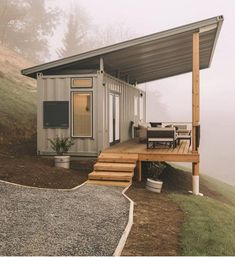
[
  {"left": 0, "top": 44, "right": 37, "bottom": 148},
  {"left": 161, "top": 165, "right": 235, "bottom": 256}
]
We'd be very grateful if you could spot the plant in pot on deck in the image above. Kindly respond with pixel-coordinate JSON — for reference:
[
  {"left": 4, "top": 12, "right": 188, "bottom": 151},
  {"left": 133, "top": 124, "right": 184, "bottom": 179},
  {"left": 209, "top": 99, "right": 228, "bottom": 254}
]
[
  {"left": 48, "top": 136, "right": 74, "bottom": 169},
  {"left": 146, "top": 162, "right": 166, "bottom": 193}
]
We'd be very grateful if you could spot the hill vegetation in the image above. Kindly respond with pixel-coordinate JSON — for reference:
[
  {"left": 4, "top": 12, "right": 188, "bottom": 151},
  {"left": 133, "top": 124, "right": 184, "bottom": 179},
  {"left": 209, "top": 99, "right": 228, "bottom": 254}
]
[
  {"left": 161, "top": 165, "right": 235, "bottom": 256},
  {"left": 0, "top": 44, "right": 36, "bottom": 148}
]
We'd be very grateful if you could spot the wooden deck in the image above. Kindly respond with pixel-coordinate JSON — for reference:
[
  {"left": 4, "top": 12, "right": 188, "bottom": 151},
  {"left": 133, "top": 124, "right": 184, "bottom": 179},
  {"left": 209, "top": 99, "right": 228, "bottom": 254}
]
[
  {"left": 104, "top": 139, "right": 199, "bottom": 163},
  {"left": 87, "top": 139, "right": 199, "bottom": 186}
]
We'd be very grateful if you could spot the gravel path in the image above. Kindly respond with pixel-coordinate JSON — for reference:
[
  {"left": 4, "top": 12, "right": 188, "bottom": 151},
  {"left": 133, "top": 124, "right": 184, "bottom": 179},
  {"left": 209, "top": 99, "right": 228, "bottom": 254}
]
[{"left": 0, "top": 181, "right": 129, "bottom": 256}]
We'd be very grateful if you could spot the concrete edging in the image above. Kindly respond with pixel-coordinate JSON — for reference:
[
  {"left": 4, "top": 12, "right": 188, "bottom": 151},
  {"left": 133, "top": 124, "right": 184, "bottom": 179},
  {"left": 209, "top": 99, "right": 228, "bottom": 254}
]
[
  {"left": 0, "top": 179, "right": 87, "bottom": 192},
  {"left": 113, "top": 184, "right": 134, "bottom": 256}
]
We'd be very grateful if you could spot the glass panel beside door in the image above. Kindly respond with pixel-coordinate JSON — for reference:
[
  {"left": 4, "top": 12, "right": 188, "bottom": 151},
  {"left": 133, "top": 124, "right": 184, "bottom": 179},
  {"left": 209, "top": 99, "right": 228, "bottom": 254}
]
[{"left": 109, "top": 93, "right": 120, "bottom": 145}]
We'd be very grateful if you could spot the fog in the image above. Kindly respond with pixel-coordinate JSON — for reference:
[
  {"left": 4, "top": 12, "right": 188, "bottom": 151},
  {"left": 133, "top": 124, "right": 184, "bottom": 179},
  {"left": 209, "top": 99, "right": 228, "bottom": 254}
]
[{"left": 54, "top": 0, "right": 233, "bottom": 186}]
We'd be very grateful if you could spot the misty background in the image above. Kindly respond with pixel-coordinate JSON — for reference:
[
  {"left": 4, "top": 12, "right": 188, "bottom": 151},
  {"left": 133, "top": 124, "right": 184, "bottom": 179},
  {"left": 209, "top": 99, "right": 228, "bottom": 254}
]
[{"left": 1, "top": 0, "right": 234, "bottom": 186}]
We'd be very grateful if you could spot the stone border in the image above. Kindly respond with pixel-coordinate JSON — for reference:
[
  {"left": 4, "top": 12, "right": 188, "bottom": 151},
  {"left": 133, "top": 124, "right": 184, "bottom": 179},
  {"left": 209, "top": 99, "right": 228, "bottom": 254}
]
[
  {"left": 113, "top": 184, "right": 134, "bottom": 256},
  {"left": 0, "top": 179, "right": 87, "bottom": 191}
]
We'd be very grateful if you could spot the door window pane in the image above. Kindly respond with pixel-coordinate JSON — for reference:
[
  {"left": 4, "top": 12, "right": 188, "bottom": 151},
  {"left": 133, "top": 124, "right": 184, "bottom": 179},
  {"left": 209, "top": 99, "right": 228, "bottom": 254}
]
[
  {"left": 115, "top": 95, "right": 120, "bottom": 141},
  {"left": 109, "top": 94, "right": 114, "bottom": 143},
  {"left": 139, "top": 97, "right": 144, "bottom": 120},
  {"left": 134, "top": 96, "right": 138, "bottom": 116},
  {"left": 72, "top": 92, "right": 92, "bottom": 137}
]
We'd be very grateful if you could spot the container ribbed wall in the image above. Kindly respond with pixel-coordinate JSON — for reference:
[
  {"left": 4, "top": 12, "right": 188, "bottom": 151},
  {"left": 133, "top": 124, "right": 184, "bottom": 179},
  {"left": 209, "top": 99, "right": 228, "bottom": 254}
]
[
  {"left": 103, "top": 73, "right": 145, "bottom": 148},
  {"left": 37, "top": 74, "right": 98, "bottom": 156},
  {"left": 37, "top": 72, "right": 145, "bottom": 156}
]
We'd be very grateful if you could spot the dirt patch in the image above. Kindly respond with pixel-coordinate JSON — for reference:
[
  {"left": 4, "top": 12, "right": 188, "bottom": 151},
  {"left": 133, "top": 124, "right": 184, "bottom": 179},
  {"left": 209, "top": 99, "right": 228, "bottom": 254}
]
[
  {"left": 0, "top": 139, "right": 97, "bottom": 189},
  {"left": 0, "top": 154, "right": 92, "bottom": 189},
  {"left": 122, "top": 182, "right": 184, "bottom": 256},
  {"left": 0, "top": 154, "right": 96, "bottom": 189}
]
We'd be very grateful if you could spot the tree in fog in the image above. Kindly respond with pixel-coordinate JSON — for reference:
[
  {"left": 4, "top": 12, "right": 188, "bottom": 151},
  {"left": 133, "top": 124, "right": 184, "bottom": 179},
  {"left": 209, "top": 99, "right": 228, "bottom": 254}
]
[
  {"left": 90, "top": 23, "right": 134, "bottom": 49},
  {"left": 57, "top": 6, "right": 89, "bottom": 58},
  {"left": 0, "top": 0, "right": 60, "bottom": 63}
]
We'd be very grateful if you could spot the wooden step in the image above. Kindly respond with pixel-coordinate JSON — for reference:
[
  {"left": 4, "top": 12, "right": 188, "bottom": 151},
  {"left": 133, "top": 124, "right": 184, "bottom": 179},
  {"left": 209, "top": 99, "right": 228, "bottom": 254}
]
[
  {"left": 86, "top": 180, "right": 131, "bottom": 187},
  {"left": 89, "top": 171, "right": 133, "bottom": 181},
  {"left": 98, "top": 153, "right": 138, "bottom": 163},
  {"left": 94, "top": 162, "right": 136, "bottom": 172}
]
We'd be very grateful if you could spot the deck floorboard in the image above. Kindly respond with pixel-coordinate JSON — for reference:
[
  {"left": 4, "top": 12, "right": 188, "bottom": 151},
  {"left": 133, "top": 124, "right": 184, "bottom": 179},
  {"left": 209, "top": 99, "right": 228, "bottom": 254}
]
[{"left": 104, "top": 139, "right": 199, "bottom": 163}]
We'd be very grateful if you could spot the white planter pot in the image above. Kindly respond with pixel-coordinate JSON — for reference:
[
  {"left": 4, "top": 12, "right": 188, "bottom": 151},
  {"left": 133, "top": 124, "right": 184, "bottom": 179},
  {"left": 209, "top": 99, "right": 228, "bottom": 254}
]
[
  {"left": 146, "top": 178, "right": 163, "bottom": 193},
  {"left": 54, "top": 156, "right": 70, "bottom": 169}
]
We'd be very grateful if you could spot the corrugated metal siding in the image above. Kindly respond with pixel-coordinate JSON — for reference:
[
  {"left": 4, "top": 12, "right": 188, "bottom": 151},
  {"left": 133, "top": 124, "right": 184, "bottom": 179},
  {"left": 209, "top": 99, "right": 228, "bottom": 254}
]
[
  {"left": 103, "top": 73, "right": 145, "bottom": 148},
  {"left": 37, "top": 74, "right": 98, "bottom": 156}
]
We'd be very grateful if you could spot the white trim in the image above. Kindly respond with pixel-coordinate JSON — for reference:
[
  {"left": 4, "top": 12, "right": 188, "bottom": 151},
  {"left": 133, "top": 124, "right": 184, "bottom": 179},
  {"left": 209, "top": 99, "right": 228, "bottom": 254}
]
[
  {"left": 0, "top": 179, "right": 87, "bottom": 192},
  {"left": 192, "top": 175, "right": 200, "bottom": 195},
  {"left": 199, "top": 24, "right": 217, "bottom": 33},
  {"left": 40, "top": 74, "right": 98, "bottom": 79},
  {"left": 113, "top": 184, "right": 134, "bottom": 256}
]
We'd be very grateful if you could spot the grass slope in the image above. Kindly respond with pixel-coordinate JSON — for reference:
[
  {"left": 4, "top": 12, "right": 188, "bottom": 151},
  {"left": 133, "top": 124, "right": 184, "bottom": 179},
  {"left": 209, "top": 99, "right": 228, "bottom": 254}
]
[
  {"left": 170, "top": 193, "right": 235, "bottom": 256},
  {"left": 162, "top": 165, "right": 235, "bottom": 256},
  {"left": 0, "top": 44, "right": 36, "bottom": 145},
  {"left": 201, "top": 175, "right": 235, "bottom": 206}
]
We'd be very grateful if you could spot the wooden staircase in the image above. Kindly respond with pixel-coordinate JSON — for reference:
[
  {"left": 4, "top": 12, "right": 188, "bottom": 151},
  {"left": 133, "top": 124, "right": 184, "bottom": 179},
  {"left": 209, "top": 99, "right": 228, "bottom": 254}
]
[{"left": 87, "top": 153, "right": 138, "bottom": 187}]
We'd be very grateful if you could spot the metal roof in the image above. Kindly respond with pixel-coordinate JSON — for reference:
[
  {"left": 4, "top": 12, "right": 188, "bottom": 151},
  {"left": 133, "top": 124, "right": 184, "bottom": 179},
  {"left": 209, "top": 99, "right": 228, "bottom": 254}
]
[{"left": 21, "top": 16, "right": 223, "bottom": 83}]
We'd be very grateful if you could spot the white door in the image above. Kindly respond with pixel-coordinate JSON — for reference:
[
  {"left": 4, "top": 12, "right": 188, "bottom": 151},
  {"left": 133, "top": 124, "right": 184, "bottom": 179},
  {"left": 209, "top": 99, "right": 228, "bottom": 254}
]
[
  {"left": 115, "top": 95, "right": 120, "bottom": 141},
  {"left": 139, "top": 96, "right": 144, "bottom": 121},
  {"left": 109, "top": 94, "right": 114, "bottom": 143},
  {"left": 109, "top": 93, "right": 120, "bottom": 144}
]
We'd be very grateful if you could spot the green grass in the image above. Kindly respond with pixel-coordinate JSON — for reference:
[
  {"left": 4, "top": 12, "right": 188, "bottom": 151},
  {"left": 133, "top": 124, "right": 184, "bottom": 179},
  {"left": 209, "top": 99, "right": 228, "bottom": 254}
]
[
  {"left": 156, "top": 163, "right": 235, "bottom": 255},
  {"left": 170, "top": 193, "right": 235, "bottom": 256},
  {"left": 165, "top": 166, "right": 235, "bottom": 256},
  {"left": 0, "top": 75, "right": 36, "bottom": 143}
]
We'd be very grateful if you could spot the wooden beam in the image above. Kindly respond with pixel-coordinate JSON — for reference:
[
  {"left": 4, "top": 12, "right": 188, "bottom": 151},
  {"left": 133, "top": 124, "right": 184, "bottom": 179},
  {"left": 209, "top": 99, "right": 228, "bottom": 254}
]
[
  {"left": 192, "top": 32, "right": 200, "bottom": 152},
  {"left": 192, "top": 162, "right": 199, "bottom": 176},
  {"left": 139, "top": 153, "right": 199, "bottom": 163}
]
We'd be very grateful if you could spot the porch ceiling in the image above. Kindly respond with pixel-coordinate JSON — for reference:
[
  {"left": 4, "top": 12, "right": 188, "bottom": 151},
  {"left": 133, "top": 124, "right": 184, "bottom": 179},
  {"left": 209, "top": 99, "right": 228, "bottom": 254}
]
[{"left": 22, "top": 16, "right": 223, "bottom": 84}]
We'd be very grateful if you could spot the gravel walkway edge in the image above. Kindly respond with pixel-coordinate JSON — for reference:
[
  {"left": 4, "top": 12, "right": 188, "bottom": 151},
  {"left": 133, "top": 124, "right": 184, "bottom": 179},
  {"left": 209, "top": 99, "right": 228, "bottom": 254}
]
[
  {"left": 113, "top": 184, "right": 134, "bottom": 256},
  {"left": 0, "top": 178, "right": 86, "bottom": 191}
]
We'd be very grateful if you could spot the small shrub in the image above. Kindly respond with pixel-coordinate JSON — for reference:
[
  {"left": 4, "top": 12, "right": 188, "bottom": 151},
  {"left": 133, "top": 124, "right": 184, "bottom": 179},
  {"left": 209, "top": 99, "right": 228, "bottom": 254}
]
[
  {"left": 48, "top": 136, "right": 74, "bottom": 155},
  {"left": 146, "top": 162, "right": 166, "bottom": 181}
]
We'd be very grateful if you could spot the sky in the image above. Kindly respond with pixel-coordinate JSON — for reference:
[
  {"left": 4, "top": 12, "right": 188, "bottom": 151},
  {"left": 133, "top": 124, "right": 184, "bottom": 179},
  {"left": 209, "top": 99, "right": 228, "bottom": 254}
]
[{"left": 50, "top": 0, "right": 235, "bottom": 186}]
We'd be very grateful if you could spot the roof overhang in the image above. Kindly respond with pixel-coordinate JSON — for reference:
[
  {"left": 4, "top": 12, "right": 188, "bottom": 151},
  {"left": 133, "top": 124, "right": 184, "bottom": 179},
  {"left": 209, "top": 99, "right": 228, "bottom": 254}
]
[{"left": 21, "top": 15, "right": 224, "bottom": 83}]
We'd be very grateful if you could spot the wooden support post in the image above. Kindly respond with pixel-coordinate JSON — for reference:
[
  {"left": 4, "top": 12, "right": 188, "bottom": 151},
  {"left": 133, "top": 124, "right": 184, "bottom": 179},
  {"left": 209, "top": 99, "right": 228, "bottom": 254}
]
[
  {"left": 192, "top": 32, "right": 200, "bottom": 153},
  {"left": 138, "top": 160, "right": 142, "bottom": 182},
  {"left": 192, "top": 162, "right": 199, "bottom": 176},
  {"left": 192, "top": 33, "right": 200, "bottom": 195},
  {"left": 97, "top": 57, "right": 105, "bottom": 153}
]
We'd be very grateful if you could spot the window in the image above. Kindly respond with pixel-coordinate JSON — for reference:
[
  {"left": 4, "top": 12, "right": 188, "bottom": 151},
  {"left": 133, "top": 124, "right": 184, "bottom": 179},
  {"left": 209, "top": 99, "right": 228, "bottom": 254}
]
[
  {"left": 72, "top": 92, "right": 92, "bottom": 137},
  {"left": 43, "top": 101, "right": 69, "bottom": 128},
  {"left": 71, "top": 78, "right": 93, "bottom": 88}
]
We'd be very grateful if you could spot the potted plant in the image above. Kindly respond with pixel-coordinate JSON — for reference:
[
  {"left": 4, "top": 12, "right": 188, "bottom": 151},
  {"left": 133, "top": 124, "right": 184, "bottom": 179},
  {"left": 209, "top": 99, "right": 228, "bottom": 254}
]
[
  {"left": 48, "top": 136, "right": 74, "bottom": 169},
  {"left": 146, "top": 162, "right": 166, "bottom": 193}
]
